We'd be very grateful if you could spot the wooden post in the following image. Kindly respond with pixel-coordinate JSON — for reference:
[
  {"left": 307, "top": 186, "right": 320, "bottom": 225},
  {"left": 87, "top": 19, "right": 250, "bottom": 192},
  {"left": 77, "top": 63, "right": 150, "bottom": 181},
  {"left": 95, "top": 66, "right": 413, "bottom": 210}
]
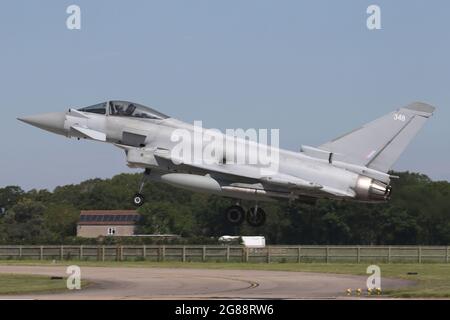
[
  {"left": 242, "top": 247, "right": 246, "bottom": 262},
  {"left": 80, "top": 245, "right": 83, "bottom": 260},
  {"left": 120, "top": 246, "right": 124, "bottom": 261},
  {"left": 446, "top": 246, "right": 449, "bottom": 264},
  {"left": 102, "top": 246, "right": 105, "bottom": 262},
  {"left": 266, "top": 246, "right": 271, "bottom": 264},
  {"left": 202, "top": 246, "right": 206, "bottom": 262},
  {"left": 60, "top": 245, "right": 64, "bottom": 260},
  {"left": 182, "top": 246, "right": 186, "bottom": 262},
  {"left": 326, "top": 246, "right": 329, "bottom": 264},
  {"left": 418, "top": 246, "right": 422, "bottom": 264},
  {"left": 40, "top": 246, "right": 44, "bottom": 260},
  {"left": 297, "top": 246, "right": 301, "bottom": 263},
  {"left": 19, "top": 246, "right": 22, "bottom": 259},
  {"left": 357, "top": 246, "right": 360, "bottom": 264},
  {"left": 162, "top": 245, "right": 166, "bottom": 262},
  {"left": 226, "top": 246, "right": 230, "bottom": 262},
  {"left": 143, "top": 245, "right": 146, "bottom": 260},
  {"left": 245, "top": 247, "right": 249, "bottom": 263},
  {"left": 388, "top": 246, "right": 391, "bottom": 263}
]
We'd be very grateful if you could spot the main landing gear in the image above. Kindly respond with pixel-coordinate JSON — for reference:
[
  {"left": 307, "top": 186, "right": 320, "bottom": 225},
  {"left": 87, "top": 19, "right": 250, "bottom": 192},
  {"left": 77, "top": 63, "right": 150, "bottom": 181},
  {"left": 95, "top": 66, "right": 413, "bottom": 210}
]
[
  {"left": 225, "top": 203, "right": 266, "bottom": 227},
  {"left": 225, "top": 205, "right": 245, "bottom": 226},
  {"left": 133, "top": 169, "right": 151, "bottom": 207}
]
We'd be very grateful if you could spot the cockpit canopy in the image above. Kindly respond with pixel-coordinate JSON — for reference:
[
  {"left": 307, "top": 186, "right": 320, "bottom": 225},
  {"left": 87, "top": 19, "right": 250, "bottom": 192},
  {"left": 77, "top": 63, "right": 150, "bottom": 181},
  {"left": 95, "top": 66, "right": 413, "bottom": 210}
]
[
  {"left": 78, "top": 102, "right": 107, "bottom": 115},
  {"left": 78, "top": 101, "right": 169, "bottom": 120},
  {"left": 109, "top": 101, "right": 169, "bottom": 119}
]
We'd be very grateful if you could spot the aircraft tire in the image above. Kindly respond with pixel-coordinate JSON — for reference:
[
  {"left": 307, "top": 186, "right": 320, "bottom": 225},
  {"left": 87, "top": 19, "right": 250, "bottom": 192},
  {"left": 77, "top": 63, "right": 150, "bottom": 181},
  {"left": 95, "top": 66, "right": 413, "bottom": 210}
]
[
  {"left": 133, "top": 193, "right": 145, "bottom": 207},
  {"left": 225, "top": 205, "right": 245, "bottom": 226}
]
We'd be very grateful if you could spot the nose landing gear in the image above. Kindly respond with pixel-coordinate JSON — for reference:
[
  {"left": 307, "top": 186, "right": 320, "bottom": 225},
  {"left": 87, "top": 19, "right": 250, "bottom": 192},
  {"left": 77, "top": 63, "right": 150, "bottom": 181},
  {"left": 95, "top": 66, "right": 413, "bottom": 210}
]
[{"left": 132, "top": 169, "right": 151, "bottom": 207}]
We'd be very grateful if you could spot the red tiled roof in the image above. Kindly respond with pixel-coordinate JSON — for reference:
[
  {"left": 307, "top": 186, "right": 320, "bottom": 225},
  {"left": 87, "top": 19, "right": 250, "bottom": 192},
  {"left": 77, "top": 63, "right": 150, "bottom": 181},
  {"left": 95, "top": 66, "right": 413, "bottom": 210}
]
[
  {"left": 80, "top": 210, "right": 138, "bottom": 215},
  {"left": 78, "top": 210, "right": 140, "bottom": 226}
]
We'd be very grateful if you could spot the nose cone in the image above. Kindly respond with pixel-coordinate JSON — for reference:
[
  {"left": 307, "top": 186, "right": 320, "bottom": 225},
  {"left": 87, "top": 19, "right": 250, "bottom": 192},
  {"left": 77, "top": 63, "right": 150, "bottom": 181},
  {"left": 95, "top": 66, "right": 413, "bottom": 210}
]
[{"left": 18, "top": 112, "right": 67, "bottom": 136}]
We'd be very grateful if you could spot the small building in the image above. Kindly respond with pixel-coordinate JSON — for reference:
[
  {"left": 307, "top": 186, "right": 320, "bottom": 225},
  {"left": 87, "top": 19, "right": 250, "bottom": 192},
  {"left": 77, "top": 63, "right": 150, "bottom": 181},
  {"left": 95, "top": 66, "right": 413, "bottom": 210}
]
[{"left": 77, "top": 210, "right": 140, "bottom": 238}]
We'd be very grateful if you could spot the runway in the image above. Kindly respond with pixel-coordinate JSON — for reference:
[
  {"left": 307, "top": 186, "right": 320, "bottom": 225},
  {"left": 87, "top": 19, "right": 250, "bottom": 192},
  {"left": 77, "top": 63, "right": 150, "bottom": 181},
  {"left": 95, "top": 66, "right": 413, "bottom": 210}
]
[{"left": 0, "top": 266, "right": 413, "bottom": 299}]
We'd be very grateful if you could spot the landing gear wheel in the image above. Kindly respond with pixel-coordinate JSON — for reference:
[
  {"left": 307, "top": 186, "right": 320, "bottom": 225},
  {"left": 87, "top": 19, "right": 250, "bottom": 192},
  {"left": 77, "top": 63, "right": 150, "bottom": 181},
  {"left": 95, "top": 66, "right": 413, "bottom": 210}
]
[
  {"left": 246, "top": 207, "right": 266, "bottom": 227},
  {"left": 133, "top": 193, "right": 145, "bottom": 207},
  {"left": 225, "top": 205, "right": 245, "bottom": 226}
]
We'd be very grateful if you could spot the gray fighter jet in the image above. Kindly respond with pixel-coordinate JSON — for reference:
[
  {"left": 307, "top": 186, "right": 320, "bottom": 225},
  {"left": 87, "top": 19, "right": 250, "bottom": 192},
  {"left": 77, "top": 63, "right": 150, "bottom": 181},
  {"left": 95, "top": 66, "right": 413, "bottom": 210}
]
[{"left": 18, "top": 101, "right": 435, "bottom": 226}]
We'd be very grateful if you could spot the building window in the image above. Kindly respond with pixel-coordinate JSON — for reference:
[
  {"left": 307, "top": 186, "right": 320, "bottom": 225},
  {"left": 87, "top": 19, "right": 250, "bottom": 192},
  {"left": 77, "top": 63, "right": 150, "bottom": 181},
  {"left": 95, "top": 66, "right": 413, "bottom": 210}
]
[{"left": 107, "top": 227, "right": 116, "bottom": 236}]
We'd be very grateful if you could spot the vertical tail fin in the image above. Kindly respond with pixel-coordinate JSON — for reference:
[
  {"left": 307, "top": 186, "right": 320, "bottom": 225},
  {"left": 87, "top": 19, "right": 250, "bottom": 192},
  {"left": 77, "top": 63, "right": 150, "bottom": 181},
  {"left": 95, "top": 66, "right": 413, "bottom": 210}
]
[{"left": 319, "top": 102, "right": 435, "bottom": 172}]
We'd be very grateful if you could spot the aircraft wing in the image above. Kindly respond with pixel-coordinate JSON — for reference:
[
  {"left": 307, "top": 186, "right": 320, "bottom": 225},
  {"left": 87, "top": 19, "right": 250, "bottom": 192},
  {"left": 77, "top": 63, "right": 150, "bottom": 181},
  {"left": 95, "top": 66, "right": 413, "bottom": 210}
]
[
  {"left": 116, "top": 144, "right": 354, "bottom": 199},
  {"left": 152, "top": 148, "right": 325, "bottom": 193}
]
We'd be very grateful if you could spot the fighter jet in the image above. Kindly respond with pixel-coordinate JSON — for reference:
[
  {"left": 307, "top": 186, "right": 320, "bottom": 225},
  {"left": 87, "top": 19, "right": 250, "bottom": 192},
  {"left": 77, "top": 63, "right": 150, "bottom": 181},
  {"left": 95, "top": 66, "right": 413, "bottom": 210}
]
[{"left": 18, "top": 101, "right": 435, "bottom": 227}]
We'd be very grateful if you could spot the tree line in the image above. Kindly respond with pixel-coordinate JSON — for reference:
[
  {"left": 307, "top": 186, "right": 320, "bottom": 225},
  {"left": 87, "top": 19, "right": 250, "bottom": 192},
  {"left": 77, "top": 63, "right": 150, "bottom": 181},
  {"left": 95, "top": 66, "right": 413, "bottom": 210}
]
[{"left": 0, "top": 171, "right": 449, "bottom": 245}]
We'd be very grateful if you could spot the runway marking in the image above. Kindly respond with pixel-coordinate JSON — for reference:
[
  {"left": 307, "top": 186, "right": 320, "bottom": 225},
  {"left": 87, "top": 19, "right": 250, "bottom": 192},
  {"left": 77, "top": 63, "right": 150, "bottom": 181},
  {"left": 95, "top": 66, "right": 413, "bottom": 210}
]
[{"left": 192, "top": 276, "right": 260, "bottom": 294}]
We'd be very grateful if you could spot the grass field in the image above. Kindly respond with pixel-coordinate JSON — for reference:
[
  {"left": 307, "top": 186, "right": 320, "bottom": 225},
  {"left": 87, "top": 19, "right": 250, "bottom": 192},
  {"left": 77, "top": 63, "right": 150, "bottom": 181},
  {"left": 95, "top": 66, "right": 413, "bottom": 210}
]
[
  {"left": 0, "top": 260, "right": 449, "bottom": 298},
  {"left": 0, "top": 274, "right": 68, "bottom": 295}
]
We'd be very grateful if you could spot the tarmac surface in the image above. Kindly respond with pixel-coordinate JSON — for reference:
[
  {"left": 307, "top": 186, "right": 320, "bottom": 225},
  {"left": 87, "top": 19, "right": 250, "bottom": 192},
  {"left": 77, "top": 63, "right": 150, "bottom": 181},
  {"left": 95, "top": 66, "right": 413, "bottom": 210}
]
[{"left": 0, "top": 265, "right": 413, "bottom": 299}]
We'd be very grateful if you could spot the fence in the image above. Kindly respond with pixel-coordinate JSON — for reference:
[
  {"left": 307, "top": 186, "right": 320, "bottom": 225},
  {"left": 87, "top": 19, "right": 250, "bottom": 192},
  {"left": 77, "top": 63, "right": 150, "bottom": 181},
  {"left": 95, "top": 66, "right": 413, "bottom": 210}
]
[{"left": 0, "top": 245, "right": 449, "bottom": 263}]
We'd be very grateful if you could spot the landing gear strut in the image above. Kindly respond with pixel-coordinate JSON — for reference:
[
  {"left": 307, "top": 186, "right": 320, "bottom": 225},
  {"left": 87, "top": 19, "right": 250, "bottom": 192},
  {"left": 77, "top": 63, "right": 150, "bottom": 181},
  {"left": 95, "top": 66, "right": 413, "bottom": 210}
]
[
  {"left": 246, "top": 205, "right": 266, "bottom": 227},
  {"left": 133, "top": 169, "right": 151, "bottom": 207}
]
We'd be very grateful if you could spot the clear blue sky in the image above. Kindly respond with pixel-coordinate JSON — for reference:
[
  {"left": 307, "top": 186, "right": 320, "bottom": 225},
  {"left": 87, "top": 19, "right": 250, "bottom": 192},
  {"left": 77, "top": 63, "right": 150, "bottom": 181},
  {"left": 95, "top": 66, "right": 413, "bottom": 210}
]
[{"left": 1, "top": 0, "right": 449, "bottom": 190}]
